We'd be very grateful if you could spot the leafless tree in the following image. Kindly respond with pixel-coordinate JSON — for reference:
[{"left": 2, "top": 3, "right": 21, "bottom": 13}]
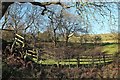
[
  {"left": 60, "top": 11, "right": 86, "bottom": 46},
  {"left": 47, "top": 8, "right": 64, "bottom": 47},
  {"left": 5, "top": 2, "right": 27, "bottom": 34}
]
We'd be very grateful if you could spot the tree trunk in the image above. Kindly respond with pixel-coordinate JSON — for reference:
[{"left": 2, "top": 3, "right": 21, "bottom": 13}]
[
  {"left": 65, "top": 36, "right": 69, "bottom": 46},
  {"left": 53, "top": 29, "right": 57, "bottom": 47}
]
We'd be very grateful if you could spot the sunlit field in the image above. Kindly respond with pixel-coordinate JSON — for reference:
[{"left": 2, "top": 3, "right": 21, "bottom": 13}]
[{"left": 1, "top": 1, "right": 120, "bottom": 79}]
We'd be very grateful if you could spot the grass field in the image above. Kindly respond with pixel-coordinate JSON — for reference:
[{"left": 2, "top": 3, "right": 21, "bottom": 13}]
[
  {"left": 31, "top": 43, "right": 119, "bottom": 65},
  {"left": 33, "top": 58, "right": 113, "bottom": 65},
  {"left": 102, "top": 43, "right": 118, "bottom": 54}
]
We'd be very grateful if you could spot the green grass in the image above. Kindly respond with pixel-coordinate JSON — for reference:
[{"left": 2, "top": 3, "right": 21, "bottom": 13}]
[
  {"left": 69, "top": 33, "right": 118, "bottom": 43},
  {"left": 32, "top": 58, "right": 113, "bottom": 65},
  {"left": 102, "top": 44, "right": 118, "bottom": 55},
  {"left": 32, "top": 43, "right": 118, "bottom": 65}
]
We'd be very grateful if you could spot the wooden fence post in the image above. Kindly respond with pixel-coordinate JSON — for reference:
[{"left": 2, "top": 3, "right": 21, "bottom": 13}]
[
  {"left": 92, "top": 55, "right": 94, "bottom": 67},
  {"left": 77, "top": 56, "right": 80, "bottom": 68},
  {"left": 99, "top": 54, "right": 101, "bottom": 67},
  {"left": 103, "top": 54, "right": 106, "bottom": 66}
]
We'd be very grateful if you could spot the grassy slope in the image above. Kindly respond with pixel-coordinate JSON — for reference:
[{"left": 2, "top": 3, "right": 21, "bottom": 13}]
[
  {"left": 102, "top": 43, "right": 118, "bottom": 54},
  {"left": 69, "top": 33, "right": 118, "bottom": 43},
  {"left": 32, "top": 43, "right": 118, "bottom": 65},
  {"left": 33, "top": 58, "right": 113, "bottom": 65},
  {"left": 44, "top": 43, "right": 118, "bottom": 65},
  {"left": 32, "top": 33, "right": 119, "bottom": 65}
]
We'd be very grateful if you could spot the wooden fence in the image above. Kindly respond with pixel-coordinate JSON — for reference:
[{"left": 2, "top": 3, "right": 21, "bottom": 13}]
[{"left": 34, "top": 54, "right": 114, "bottom": 67}]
